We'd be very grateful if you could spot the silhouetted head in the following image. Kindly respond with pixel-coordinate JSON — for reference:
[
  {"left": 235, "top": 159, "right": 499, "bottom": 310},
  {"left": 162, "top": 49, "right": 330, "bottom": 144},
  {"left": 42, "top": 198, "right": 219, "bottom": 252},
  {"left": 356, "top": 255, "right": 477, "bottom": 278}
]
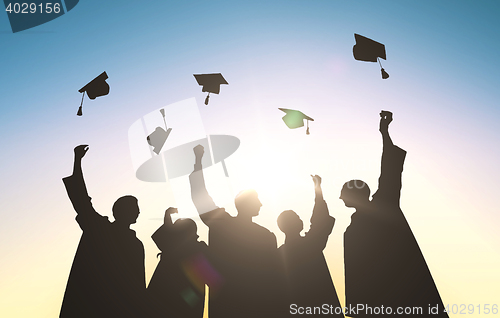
[
  {"left": 340, "top": 180, "right": 370, "bottom": 209},
  {"left": 112, "top": 195, "right": 140, "bottom": 224},
  {"left": 277, "top": 210, "right": 303, "bottom": 236},
  {"left": 234, "top": 189, "right": 262, "bottom": 218},
  {"left": 174, "top": 218, "right": 199, "bottom": 241}
]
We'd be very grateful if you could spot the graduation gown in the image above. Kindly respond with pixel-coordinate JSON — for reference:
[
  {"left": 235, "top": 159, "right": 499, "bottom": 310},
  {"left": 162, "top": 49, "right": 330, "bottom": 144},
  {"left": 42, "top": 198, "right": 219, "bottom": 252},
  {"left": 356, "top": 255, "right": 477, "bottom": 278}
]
[
  {"left": 279, "top": 197, "right": 344, "bottom": 317},
  {"left": 147, "top": 224, "right": 209, "bottom": 318},
  {"left": 202, "top": 209, "right": 282, "bottom": 318},
  {"left": 189, "top": 169, "right": 282, "bottom": 318},
  {"left": 60, "top": 174, "right": 146, "bottom": 318},
  {"left": 344, "top": 144, "right": 448, "bottom": 317}
]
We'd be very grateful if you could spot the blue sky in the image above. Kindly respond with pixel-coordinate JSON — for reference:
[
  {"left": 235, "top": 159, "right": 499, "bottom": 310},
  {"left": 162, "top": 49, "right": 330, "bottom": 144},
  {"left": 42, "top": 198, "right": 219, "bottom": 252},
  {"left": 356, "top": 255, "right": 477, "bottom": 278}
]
[{"left": 1, "top": 1, "right": 499, "bottom": 317}]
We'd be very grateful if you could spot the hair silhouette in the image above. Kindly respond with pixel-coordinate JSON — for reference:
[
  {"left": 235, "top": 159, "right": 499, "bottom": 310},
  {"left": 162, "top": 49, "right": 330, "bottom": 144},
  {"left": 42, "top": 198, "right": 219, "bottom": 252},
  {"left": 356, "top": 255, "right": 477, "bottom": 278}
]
[
  {"left": 340, "top": 180, "right": 370, "bottom": 209},
  {"left": 234, "top": 189, "right": 262, "bottom": 218},
  {"left": 277, "top": 210, "right": 304, "bottom": 235}
]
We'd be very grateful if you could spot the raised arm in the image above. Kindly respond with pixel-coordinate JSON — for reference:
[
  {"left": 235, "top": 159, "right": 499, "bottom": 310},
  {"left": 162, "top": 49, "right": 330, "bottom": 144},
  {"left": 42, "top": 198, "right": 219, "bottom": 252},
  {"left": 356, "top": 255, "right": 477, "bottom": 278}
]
[
  {"left": 312, "top": 174, "right": 324, "bottom": 202},
  {"left": 310, "top": 175, "right": 332, "bottom": 221},
  {"left": 163, "top": 207, "right": 177, "bottom": 227},
  {"left": 307, "top": 175, "right": 335, "bottom": 249},
  {"left": 379, "top": 110, "right": 394, "bottom": 148},
  {"left": 193, "top": 144, "right": 204, "bottom": 173},
  {"left": 189, "top": 145, "right": 220, "bottom": 224},
  {"left": 373, "top": 111, "right": 407, "bottom": 204},
  {"left": 62, "top": 145, "right": 99, "bottom": 216},
  {"left": 72, "top": 145, "right": 88, "bottom": 178},
  {"left": 151, "top": 207, "right": 178, "bottom": 252}
]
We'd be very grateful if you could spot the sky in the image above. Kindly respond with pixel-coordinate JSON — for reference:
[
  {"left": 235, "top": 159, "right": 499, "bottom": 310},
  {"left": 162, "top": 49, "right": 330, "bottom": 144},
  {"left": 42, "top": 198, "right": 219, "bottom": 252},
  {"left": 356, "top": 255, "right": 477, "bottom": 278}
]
[{"left": 1, "top": 0, "right": 500, "bottom": 317}]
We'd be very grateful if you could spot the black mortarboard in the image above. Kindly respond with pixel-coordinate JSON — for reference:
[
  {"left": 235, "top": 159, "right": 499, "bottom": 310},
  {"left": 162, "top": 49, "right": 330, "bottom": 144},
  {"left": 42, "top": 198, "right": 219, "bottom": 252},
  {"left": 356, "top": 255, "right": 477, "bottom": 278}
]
[
  {"left": 77, "top": 71, "right": 110, "bottom": 116},
  {"left": 353, "top": 34, "right": 389, "bottom": 79},
  {"left": 193, "top": 73, "right": 228, "bottom": 105},
  {"left": 278, "top": 108, "right": 314, "bottom": 135},
  {"left": 146, "top": 109, "right": 172, "bottom": 154}
]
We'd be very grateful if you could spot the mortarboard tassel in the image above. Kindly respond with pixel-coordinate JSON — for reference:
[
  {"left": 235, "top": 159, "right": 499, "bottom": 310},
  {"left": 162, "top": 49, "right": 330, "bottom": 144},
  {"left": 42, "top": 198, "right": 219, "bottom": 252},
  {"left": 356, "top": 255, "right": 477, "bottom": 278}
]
[
  {"left": 306, "top": 120, "right": 310, "bottom": 135},
  {"left": 77, "top": 92, "right": 85, "bottom": 116},
  {"left": 205, "top": 93, "right": 210, "bottom": 105},
  {"left": 378, "top": 57, "right": 389, "bottom": 79},
  {"left": 381, "top": 68, "right": 389, "bottom": 79},
  {"left": 160, "top": 109, "right": 168, "bottom": 130}
]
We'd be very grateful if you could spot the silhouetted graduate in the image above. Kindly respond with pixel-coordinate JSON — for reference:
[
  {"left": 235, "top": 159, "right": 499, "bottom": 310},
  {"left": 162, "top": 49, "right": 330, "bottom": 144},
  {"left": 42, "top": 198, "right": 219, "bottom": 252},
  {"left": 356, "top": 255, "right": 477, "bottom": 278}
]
[
  {"left": 77, "top": 72, "right": 110, "bottom": 116},
  {"left": 279, "top": 108, "right": 314, "bottom": 135},
  {"left": 277, "top": 175, "right": 344, "bottom": 317},
  {"left": 342, "top": 112, "right": 448, "bottom": 317},
  {"left": 148, "top": 207, "right": 213, "bottom": 318},
  {"left": 60, "top": 145, "right": 147, "bottom": 318},
  {"left": 353, "top": 34, "right": 389, "bottom": 79},
  {"left": 193, "top": 73, "right": 228, "bottom": 105},
  {"left": 189, "top": 145, "right": 282, "bottom": 318}
]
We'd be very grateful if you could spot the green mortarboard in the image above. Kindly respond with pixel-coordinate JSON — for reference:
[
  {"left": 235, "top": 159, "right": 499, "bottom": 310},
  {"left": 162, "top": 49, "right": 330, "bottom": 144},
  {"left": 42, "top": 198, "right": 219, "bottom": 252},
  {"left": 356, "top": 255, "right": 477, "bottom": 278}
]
[{"left": 278, "top": 108, "right": 314, "bottom": 135}]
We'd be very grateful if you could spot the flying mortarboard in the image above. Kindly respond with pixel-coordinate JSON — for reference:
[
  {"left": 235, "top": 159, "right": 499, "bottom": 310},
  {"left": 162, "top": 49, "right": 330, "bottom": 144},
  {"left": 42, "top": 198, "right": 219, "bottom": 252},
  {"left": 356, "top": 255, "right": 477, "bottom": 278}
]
[
  {"left": 147, "top": 109, "right": 172, "bottom": 154},
  {"left": 193, "top": 73, "right": 228, "bottom": 105},
  {"left": 77, "top": 71, "right": 110, "bottom": 116},
  {"left": 353, "top": 34, "right": 389, "bottom": 79},
  {"left": 278, "top": 108, "right": 314, "bottom": 135}
]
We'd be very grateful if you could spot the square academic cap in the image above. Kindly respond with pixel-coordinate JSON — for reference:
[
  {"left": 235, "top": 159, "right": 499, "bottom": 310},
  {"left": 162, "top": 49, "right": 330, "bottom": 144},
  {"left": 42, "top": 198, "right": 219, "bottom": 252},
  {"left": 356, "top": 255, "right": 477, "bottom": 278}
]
[
  {"left": 278, "top": 108, "right": 314, "bottom": 135},
  {"left": 76, "top": 72, "right": 110, "bottom": 116},
  {"left": 353, "top": 34, "right": 389, "bottom": 79},
  {"left": 146, "top": 109, "right": 172, "bottom": 154},
  {"left": 79, "top": 72, "right": 109, "bottom": 99},
  {"left": 147, "top": 127, "right": 172, "bottom": 154},
  {"left": 193, "top": 73, "right": 228, "bottom": 105}
]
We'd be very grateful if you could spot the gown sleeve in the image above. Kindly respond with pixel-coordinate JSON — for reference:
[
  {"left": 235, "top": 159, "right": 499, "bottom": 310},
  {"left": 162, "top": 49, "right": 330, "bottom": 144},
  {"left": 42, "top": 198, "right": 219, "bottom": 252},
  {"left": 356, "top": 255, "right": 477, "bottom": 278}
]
[
  {"left": 305, "top": 197, "right": 335, "bottom": 251},
  {"left": 63, "top": 173, "right": 105, "bottom": 231},
  {"left": 371, "top": 144, "right": 407, "bottom": 206}
]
